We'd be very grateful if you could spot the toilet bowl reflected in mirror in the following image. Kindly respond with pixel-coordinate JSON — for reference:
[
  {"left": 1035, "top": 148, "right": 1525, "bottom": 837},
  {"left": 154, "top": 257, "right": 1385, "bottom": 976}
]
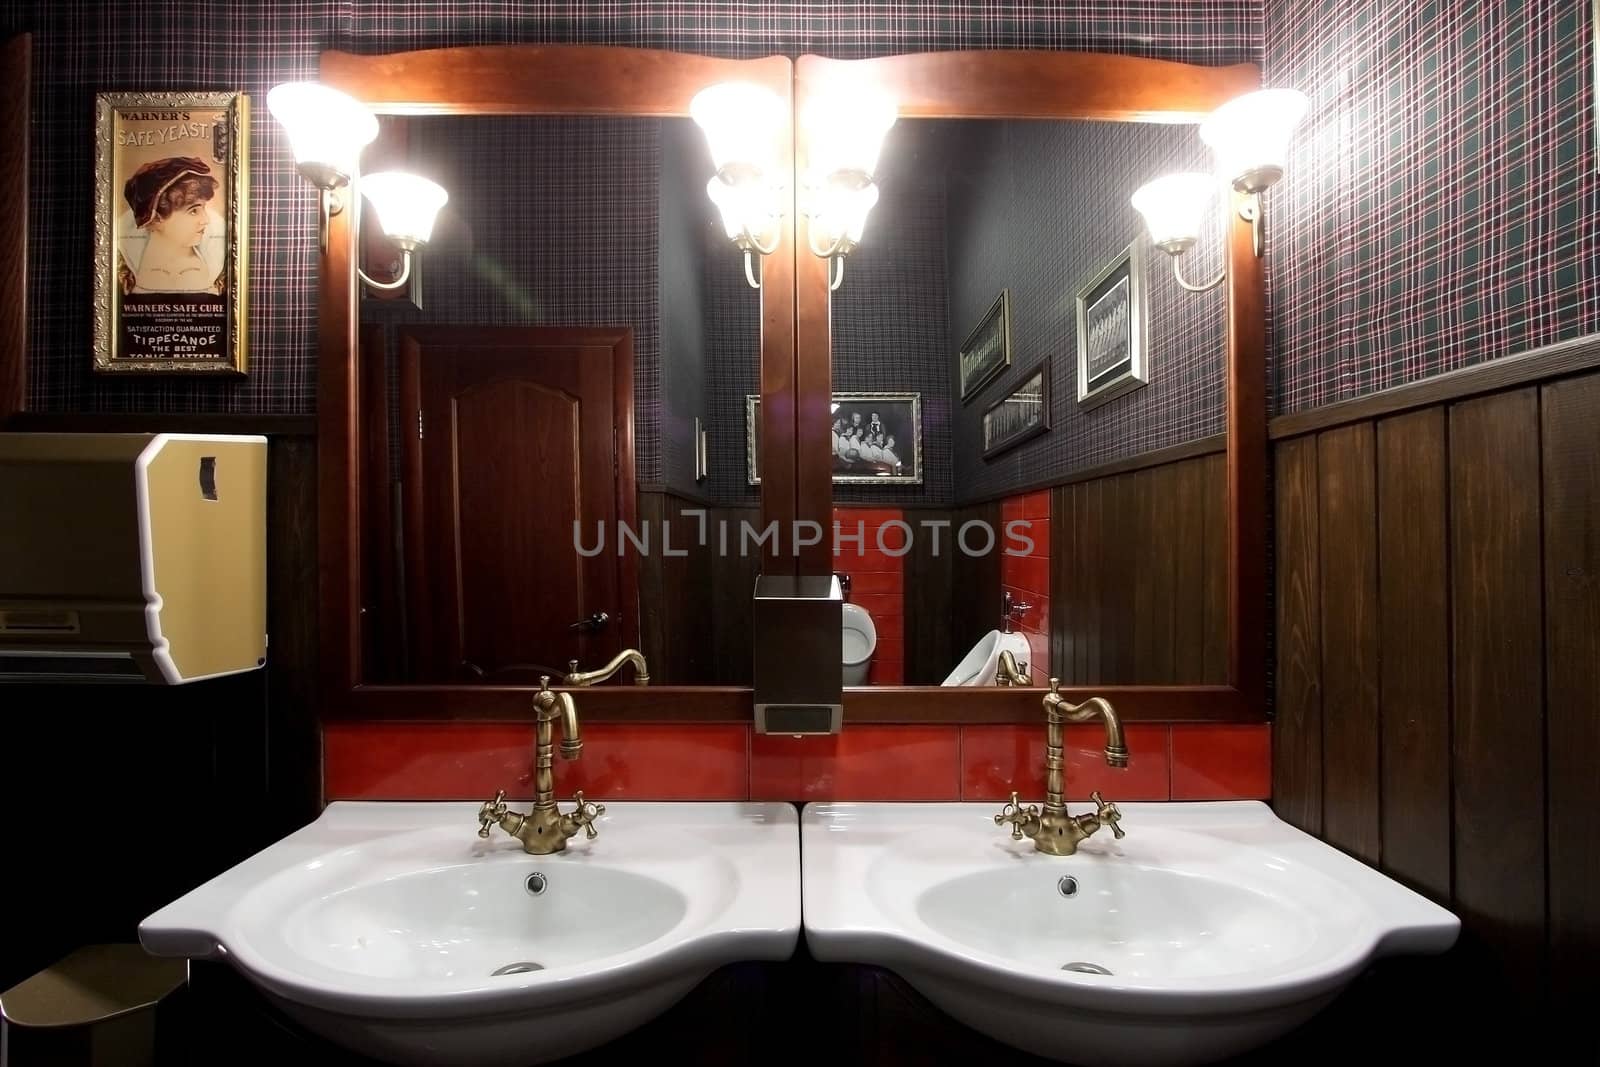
[
  {"left": 942, "top": 629, "right": 1031, "bottom": 687},
  {"left": 842, "top": 602, "right": 877, "bottom": 686}
]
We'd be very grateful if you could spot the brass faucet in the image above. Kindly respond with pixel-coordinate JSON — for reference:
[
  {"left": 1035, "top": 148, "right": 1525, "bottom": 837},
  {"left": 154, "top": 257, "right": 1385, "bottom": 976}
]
[
  {"left": 996, "top": 648, "right": 1031, "bottom": 686},
  {"left": 993, "top": 678, "right": 1128, "bottom": 855},
  {"left": 476, "top": 677, "right": 605, "bottom": 854},
  {"left": 564, "top": 648, "right": 650, "bottom": 687}
]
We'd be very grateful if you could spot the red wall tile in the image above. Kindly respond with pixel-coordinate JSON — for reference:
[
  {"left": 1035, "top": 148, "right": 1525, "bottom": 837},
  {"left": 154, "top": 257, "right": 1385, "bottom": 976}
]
[
  {"left": 751, "top": 726, "right": 960, "bottom": 801},
  {"left": 324, "top": 723, "right": 749, "bottom": 802},
  {"left": 324, "top": 722, "right": 537, "bottom": 801},
  {"left": 835, "top": 507, "right": 906, "bottom": 684},
  {"left": 1170, "top": 724, "right": 1272, "bottom": 800},
  {"left": 962, "top": 723, "right": 1170, "bottom": 802}
]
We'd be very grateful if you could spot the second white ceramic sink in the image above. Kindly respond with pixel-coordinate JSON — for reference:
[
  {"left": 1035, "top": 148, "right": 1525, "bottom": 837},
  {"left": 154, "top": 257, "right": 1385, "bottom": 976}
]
[
  {"left": 802, "top": 801, "right": 1458, "bottom": 1066},
  {"left": 141, "top": 801, "right": 799, "bottom": 1066}
]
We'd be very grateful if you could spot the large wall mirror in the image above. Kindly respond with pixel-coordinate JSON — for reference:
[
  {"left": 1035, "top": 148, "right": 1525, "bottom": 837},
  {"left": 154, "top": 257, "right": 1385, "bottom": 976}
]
[
  {"left": 355, "top": 112, "right": 764, "bottom": 687},
  {"left": 317, "top": 46, "right": 795, "bottom": 717},
  {"left": 318, "top": 46, "right": 1267, "bottom": 722},
  {"left": 793, "top": 54, "right": 1268, "bottom": 722},
  {"left": 825, "top": 115, "right": 1228, "bottom": 689}
]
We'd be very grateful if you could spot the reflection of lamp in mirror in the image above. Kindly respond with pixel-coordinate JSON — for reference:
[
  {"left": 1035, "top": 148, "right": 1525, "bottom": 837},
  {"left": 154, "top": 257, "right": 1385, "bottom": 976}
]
[
  {"left": 800, "top": 85, "right": 896, "bottom": 291},
  {"left": 356, "top": 172, "right": 448, "bottom": 291},
  {"left": 1131, "top": 172, "right": 1226, "bottom": 292},
  {"left": 691, "top": 81, "right": 786, "bottom": 289},
  {"left": 267, "top": 81, "right": 451, "bottom": 292}
]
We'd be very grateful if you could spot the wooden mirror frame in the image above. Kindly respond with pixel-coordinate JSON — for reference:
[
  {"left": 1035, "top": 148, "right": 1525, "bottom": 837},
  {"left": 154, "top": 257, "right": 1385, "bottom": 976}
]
[
  {"left": 793, "top": 52, "right": 1268, "bottom": 724},
  {"left": 316, "top": 45, "right": 796, "bottom": 721},
  {"left": 318, "top": 45, "right": 1266, "bottom": 725}
]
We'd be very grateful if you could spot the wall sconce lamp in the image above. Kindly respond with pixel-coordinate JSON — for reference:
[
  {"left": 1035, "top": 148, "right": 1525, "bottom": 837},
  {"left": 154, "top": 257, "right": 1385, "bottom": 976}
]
[
  {"left": 800, "top": 87, "right": 897, "bottom": 291},
  {"left": 1131, "top": 88, "right": 1307, "bottom": 292},
  {"left": 691, "top": 82, "right": 787, "bottom": 290},
  {"left": 266, "top": 81, "right": 450, "bottom": 290}
]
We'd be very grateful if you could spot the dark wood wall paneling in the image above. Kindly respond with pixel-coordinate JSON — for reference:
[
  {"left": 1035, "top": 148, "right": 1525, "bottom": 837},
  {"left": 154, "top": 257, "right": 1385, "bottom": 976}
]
[
  {"left": 1051, "top": 453, "right": 1227, "bottom": 686},
  {"left": 637, "top": 491, "right": 758, "bottom": 685},
  {"left": 1271, "top": 365, "right": 1600, "bottom": 1024}
]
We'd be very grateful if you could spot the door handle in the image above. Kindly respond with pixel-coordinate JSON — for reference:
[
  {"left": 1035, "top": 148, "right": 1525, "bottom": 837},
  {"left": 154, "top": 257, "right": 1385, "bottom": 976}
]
[{"left": 568, "top": 611, "right": 610, "bottom": 634}]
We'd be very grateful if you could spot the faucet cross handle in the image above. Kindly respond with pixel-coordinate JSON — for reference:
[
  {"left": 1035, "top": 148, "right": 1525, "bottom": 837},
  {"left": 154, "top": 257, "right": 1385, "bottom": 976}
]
[
  {"left": 477, "top": 789, "right": 509, "bottom": 839},
  {"left": 1090, "top": 791, "right": 1125, "bottom": 840},
  {"left": 569, "top": 791, "right": 606, "bottom": 840},
  {"left": 993, "top": 790, "right": 1040, "bottom": 841}
]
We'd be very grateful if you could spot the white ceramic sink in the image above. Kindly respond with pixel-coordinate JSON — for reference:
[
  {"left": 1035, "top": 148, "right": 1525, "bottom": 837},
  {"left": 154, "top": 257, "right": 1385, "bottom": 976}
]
[
  {"left": 141, "top": 802, "right": 799, "bottom": 1066},
  {"left": 802, "top": 801, "right": 1458, "bottom": 1066}
]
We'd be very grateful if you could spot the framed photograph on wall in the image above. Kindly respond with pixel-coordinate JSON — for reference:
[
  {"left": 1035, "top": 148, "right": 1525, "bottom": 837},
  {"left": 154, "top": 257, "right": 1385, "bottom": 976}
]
[
  {"left": 93, "top": 91, "right": 250, "bottom": 375},
  {"left": 982, "top": 363, "right": 1051, "bottom": 459},
  {"left": 748, "top": 392, "right": 923, "bottom": 485},
  {"left": 1074, "top": 239, "right": 1147, "bottom": 409},
  {"left": 957, "top": 289, "right": 1012, "bottom": 403}
]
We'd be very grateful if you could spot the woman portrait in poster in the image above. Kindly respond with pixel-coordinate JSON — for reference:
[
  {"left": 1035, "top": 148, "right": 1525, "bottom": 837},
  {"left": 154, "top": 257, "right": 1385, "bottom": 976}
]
[{"left": 116, "top": 155, "right": 227, "bottom": 295}]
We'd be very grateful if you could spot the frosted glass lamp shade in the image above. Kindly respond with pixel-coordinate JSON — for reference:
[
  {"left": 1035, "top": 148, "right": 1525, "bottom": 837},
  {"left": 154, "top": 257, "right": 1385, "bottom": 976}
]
[
  {"left": 360, "top": 172, "right": 448, "bottom": 248},
  {"left": 1131, "top": 173, "right": 1218, "bottom": 255},
  {"left": 266, "top": 82, "right": 378, "bottom": 187},
  {"left": 691, "top": 82, "right": 785, "bottom": 181},
  {"left": 706, "top": 173, "right": 781, "bottom": 248},
  {"left": 801, "top": 87, "right": 897, "bottom": 182},
  {"left": 809, "top": 180, "right": 879, "bottom": 254},
  {"left": 1200, "top": 88, "right": 1308, "bottom": 193}
]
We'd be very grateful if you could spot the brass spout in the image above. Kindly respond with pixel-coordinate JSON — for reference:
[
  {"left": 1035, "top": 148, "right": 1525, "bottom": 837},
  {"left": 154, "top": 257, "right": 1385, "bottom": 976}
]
[
  {"left": 564, "top": 648, "right": 650, "bottom": 687},
  {"left": 1045, "top": 681, "right": 1127, "bottom": 768},
  {"left": 996, "top": 648, "right": 1031, "bottom": 687},
  {"left": 994, "top": 679, "right": 1129, "bottom": 856},
  {"left": 557, "top": 690, "right": 582, "bottom": 759}
]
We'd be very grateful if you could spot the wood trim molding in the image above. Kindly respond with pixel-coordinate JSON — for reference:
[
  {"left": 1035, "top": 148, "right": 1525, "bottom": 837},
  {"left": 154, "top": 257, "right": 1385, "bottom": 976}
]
[
  {"left": 957, "top": 433, "right": 1226, "bottom": 505},
  {"left": 1270, "top": 333, "right": 1600, "bottom": 440},
  {"left": 0, "top": 33, "right": 26, "bottom": 422}
]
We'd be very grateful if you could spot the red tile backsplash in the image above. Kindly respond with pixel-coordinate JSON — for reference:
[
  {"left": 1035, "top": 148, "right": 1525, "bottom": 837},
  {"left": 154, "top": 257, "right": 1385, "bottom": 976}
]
[
  {"left": 1170, "top": 724, "right": 1272, "bottom": 800},
  {"left": 750, "top": 726, "right": 960, "bottom": 801},
  {"left": 324, "top": 722, "right": 537, "bottom": 800},
  {"left": 962, "top": 723, "right": 1171, "bottom": 802},
  {"left": 324, "top": 723, "right": 748, "bottom": 802},
  {"left": 323, "top": 722, "right": 1272, "bottom": 805}
]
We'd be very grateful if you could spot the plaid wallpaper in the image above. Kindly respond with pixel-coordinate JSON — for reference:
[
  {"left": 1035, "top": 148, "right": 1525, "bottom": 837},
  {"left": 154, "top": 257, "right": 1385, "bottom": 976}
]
[
  {"left": 945, "top": 118, "right": 1226, "bottom": 501},
  {"left": 832, "top": 121, "right": 957, "bottom": 506},
  {"left": 1, "top": 0, "right": 1258, "bottom": 414},
  {"left": 1266, "top": 0, "right": 1600, "bottom": 411}
]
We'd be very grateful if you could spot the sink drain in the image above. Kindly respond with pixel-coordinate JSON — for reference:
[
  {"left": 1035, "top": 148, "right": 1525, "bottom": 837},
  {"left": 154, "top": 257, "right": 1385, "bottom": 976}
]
[
  {"left": 491, "top": 962, "right": 544, "bottom": 976},
  {"left": 1062, "top": 962, "right": 1113, "bottom": 975}
]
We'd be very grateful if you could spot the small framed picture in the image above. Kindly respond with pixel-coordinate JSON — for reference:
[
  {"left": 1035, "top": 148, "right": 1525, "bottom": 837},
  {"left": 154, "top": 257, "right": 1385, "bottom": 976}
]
[
  {"left": 982, "top": 363, "right": 1051, "bottom": 459},
  {"left": 748, "top": 392, "right": 923, "bottom": 485},
  {"left": 1074, "top": 239, "right": 1147, "bottom": 409},
  {"left": 957, "top": 289, "right": 1012, "bottom": 403},
  {"left": 93, "top": 91, "right": 250, "bottom": 375}
]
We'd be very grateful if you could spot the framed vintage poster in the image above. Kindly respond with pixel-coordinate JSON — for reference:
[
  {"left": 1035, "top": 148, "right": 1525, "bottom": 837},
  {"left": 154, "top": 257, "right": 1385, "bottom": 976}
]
[
  {"left": 982, "top": 363, "right": 1052, "bottom": 459},
  {"left": 94, "top": 91, "right": 249, "bottom": 374},
  {"left": 1074, "top": 238, "right": 1148, "bottom": 409},
  {"left": 957, "top": 289, "right": 1011, "bottom": 403},
  {"left": 748, "top": 392, "right": 922, "bottom": 486}
]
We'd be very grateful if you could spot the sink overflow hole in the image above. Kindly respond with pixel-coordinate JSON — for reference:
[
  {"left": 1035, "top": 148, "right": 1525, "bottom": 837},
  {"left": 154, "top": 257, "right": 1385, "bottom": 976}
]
[
  {"left": 525, "top": 872, "right": 548, "bottom": 896},
  {"left": 1062, "top": 962, "right": 1113, "bottom": 975},
  {"left": 1057, "top": 876, "right": 1079, "bottom": 898},
  {"left": 491, "top": 962, "right": 544, "bottom": 976}
]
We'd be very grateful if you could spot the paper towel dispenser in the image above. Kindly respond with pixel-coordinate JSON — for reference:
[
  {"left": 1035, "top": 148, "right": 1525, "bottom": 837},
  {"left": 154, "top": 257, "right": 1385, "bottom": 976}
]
[{"left": 0, "top": 433, "right": 267, "bottom": 684}]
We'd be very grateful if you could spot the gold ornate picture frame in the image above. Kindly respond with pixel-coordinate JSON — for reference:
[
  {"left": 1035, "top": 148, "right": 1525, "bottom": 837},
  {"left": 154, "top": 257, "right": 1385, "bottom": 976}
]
[{"left": 93, "top": 91, "right": 249, "bottom": 375}]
